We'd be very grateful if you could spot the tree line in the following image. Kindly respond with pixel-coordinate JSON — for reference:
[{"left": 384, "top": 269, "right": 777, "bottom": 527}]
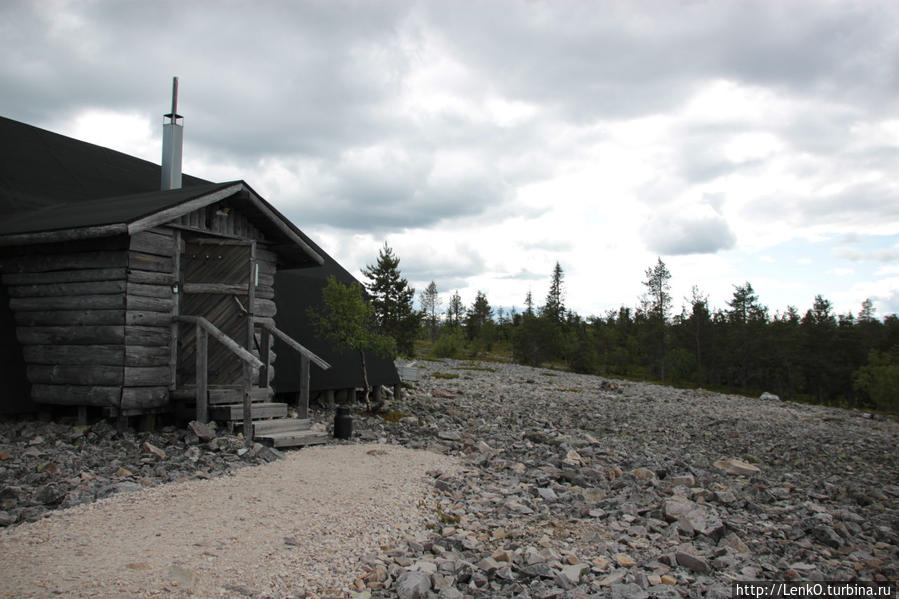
[{"left": 316, "top": 243, "right": 899, "bottom": 413}]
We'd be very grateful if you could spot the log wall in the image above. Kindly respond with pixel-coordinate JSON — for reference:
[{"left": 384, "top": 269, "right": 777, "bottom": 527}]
[
  {"left": 1, "top": 236, "right": 131, "bottom": 408},
  {"left": 0, "top": 197, "right": 291, "bottom": 414}
]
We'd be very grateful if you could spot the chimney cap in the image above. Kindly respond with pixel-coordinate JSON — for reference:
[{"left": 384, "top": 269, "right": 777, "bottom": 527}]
[{"left": 163, "top": 77, "right": 182, "bottom": 123}]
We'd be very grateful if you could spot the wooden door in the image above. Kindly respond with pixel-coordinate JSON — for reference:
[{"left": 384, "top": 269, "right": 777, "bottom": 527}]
[{"left": 177, "top": 239, "right": 255, "bottom": 386}]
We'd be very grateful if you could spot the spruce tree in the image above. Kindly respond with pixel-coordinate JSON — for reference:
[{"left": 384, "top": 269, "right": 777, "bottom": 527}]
[
  {"left": 543, "top": 262, "right": 565, "bottom": 323},
  {"left": 361, "top": 242, "right": 419, "bottom": 355}
]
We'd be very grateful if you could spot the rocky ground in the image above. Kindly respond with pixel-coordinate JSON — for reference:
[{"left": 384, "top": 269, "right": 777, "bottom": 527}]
[
  {"left": 0, "top": 417, "right": 294, "bottom": 527},
  {"left": 0, "top": 358, "right": 896, "bottom": 599},
  {"left": 348, "top": 359, "right": 898, "bottom": 599}
]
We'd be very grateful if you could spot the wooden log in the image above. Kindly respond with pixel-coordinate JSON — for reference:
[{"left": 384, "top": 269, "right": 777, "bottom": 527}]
[
  {"left": 124, "top": 366, "right": 171, "bottom": 386},
  {"left": 30, "top": 384, "right": 120, "bottom": 407},
  {"left": 182, "top": 283, "right": 249, "bottom": 295},
  {"left": 129, "top": 230, "right": 176, "bottom": 257},
  {"left": 121, "top": 386, "right": 169, "bottom": 409},
  {"left": 0, "top": 251, "right": 127, "bottom": 274},
  {"left": 10, "top": 295, "right": 124, "bottom": 311},
  {"left": 128, "top": 252, "right": 173, "bottom": 273},
  {"left": 394, "top": 383, "right": 403, "bottom": 402},
  {"left": 125, "top": 311, "right": 172, "bottom": 327},
  {"left": 298, "top": 355, "right": 310, "bottom": 419},
  {"left": 6, "top": 280, "right": 126, "bottom": 298},
  {"left": 1, "top": 235, "right": 129, "bottom": 256},
  {"left": 195, "top": 323, "right": 208, "bottom": 423},
  {"left": 14, "top": 310, "right": 126, "bottom": 327},
  {"left": 126, "top": 295, "right": 174, "bottom": 312},
  {"left": 0, "top": 224, "right": 128, "bottom": 247},
  {"left": 124, "top": 325, "right": 171, "bottom": 346},
  {"left": 255, "top": 247, "right": 278, "bottom": 264},
  {"left": 2, "top": 268, "right": 127, "bottom": 286},
  {"left": 126, "top": 282, "right": 172, "bottom": 299},
  {"left": 23, "top": 344, "right": 124, "bottom": 366},
  {"left": 127, "top": 270, "right": 175, "bottom": 285},
  {"left": 255, "top": 287, "right": 275, "bottom": 300},
  {"left": 125, "top": 345, "right": 171, "bottom": 367},
  {"left": 259, "top": 328, "right": 271, "bottom": 387},
  {"left": 17, "top": 325, "right": 125, "bottom": 345},
  {"left": 27, "top": 364, "right": 123, "bottom": 386},
  {"left": 255, "top": 298, "right": 276, "bottom": 318},
  {"left": 243, "top": 363, "right": 253, "bottom": 441}
]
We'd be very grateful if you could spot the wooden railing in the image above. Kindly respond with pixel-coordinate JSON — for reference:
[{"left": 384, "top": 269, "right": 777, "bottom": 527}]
[
  {"left": 256, "top": 322, "right": 330, "bottom": 418},
  {"left": 176, "top": 315, "right": 263, "bottom": 440}
]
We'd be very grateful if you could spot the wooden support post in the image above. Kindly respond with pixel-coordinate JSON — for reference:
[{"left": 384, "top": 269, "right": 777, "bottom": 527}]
[
  {"left": 259, "top": 327, "right": 271, "bottom": 388},
  {"left": 298, "top": 354, "right": 310, "bottom": 419},
  {"left": 393, "top": 383, "right": 403, "bottom": 402},
  {"left": 77, "top": 406, "right": 88, "bottom": 426},
  {"left": 139, "top": 413, "right": 156, "bottom": 432},
  {"left": 195, "top": 322, "right": 208, "bottom": 423},
  {"left": 243, "top": 363, "right": 253, "bottom": 442},
  {"left": 373, "top": 385, "right": 383, "bottom": 405},
  {"left": 325, "top": 389, "right": 335, "bottom": 409}
]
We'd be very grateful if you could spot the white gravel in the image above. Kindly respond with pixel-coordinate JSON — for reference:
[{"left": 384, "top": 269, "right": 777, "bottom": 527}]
[{"left": 0, "top": 443, "right": 457, "bottom": 598}]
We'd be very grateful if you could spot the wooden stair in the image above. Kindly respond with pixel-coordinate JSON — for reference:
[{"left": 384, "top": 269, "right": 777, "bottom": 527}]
[
  {"left": 176, "top": 385, "right": 329, "bottom": 448},
  {"left": 253, "top": 418, "right": 329, "bottom": 448}
]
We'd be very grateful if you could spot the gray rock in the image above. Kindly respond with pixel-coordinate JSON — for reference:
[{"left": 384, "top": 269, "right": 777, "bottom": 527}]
[
  {"left": 675, "top": 551, "right": 711, "bottom": 574},
  {"left": 187, "top": 420, "right": 216, "bottom": 442},
  {"left": 396, "top": 570, "right": 432, "bottom": 599}
]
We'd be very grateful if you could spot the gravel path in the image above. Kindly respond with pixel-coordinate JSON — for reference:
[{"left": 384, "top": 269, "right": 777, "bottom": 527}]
[{"left": 0, "top": 444, "right": 457, "bottom": 599}]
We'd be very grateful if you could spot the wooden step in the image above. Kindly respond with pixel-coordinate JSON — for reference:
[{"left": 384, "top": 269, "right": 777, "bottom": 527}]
[
  {"left": 173, "top": 386, "right": 272, "bottom": 404},
  {"left": 209, "top": 402, "right": 287, "bottom": 421},
  {"left": 256, "top": 429, "right": 329, "bottom": 448},
  {"left": 253, "top": 418, "right": 312, "bottom": 436}
]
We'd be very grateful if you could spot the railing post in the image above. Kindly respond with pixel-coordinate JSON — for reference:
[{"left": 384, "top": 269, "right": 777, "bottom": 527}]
[
  {"left": 298, "top": 354, "right": 310, "bottom": 419},
  {"left": 243, "top": 362, "right": 253, "bottom": 442},
  {"left": 259, "top": 327, "right": 271, "bottom": 388},
  {"left": 195, "top": 323, "right": 208, "bottom": 423}
]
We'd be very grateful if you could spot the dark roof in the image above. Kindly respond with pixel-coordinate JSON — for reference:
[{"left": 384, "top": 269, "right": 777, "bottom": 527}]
[
  {"left": 0, "top": 181, "right": 235, "bottom": 236},
  {"left": 0, "top": 115, "right": 210, "bottom": 213}
]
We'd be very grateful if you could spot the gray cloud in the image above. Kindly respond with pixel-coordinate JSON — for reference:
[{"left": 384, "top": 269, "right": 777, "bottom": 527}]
[{"left": 642, "top": 210, "right": 737, "bottom": 256}]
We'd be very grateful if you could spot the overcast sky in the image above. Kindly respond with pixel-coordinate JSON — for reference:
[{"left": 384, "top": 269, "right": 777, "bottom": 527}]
[{"left": 3, "top": 0, "right": 899, "bottom": 319}]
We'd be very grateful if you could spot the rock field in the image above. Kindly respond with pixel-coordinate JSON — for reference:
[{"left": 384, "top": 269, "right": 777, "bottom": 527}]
[
  {"left": 349, "top": 359, "right": 897, "bottom": 599},
  {"left": 0, "top": 357, "right": 896, "bottom": 598}
]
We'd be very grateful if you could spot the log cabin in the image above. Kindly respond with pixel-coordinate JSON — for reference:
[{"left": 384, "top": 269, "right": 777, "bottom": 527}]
[{"left": 0, "top": 91, "right": 399, "bottom": 446}]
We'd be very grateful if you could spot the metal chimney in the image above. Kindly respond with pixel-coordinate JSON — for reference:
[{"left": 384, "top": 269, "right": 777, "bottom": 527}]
[{"left": 161, "top": 76, "right": 183, "bottom": 191}]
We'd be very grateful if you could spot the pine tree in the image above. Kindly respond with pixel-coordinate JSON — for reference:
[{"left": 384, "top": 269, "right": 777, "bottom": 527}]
[
  {"left": 419, "top": 281, "right": 441, "bottom": 340},
  {"left": 446, "top": 290, "right": 464, "bottom": 328},
  {"left": 642, "top": 257, "right": 672, "bottom": 382},
  {"left": 361, "top": 242, "right": 419, "bottom": 355}
]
